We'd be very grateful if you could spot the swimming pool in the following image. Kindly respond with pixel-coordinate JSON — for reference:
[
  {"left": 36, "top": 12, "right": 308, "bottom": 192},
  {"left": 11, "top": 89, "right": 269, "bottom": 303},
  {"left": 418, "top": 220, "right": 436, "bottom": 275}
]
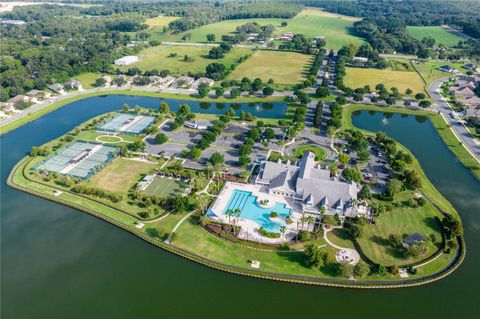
[{"left": 224, "top": 190, "right": 292, "bottom": 232}]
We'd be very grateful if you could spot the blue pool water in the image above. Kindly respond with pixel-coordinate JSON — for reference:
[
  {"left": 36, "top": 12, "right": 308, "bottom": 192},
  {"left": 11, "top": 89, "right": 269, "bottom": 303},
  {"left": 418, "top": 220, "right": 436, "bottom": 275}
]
[{"left": 224, "top": 190, "right": 292, "bottom": 232}]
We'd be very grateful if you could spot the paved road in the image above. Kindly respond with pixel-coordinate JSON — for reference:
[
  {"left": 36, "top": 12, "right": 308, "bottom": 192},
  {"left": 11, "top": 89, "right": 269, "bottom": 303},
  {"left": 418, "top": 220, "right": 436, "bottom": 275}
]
[{"left": 428, "top": 77, "right": 480, "bottom": 161}]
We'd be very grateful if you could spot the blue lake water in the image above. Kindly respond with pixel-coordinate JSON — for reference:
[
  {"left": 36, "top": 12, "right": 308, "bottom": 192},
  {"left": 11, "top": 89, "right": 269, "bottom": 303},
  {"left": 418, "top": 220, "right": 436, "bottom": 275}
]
[
  {"left": 224, "top": 190, "right": 291, "bottom": 232},
  {"left": 81, "top": 94, "right": 287, "bottom": 118}
]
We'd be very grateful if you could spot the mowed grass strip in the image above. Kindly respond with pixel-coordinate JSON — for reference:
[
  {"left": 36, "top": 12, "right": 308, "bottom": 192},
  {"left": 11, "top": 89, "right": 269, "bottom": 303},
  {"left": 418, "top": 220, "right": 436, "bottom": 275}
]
[
  {"left": 406, "top": 26, "right": 466, "bottom": 47},
  {"left": 344, "top": 67, "right": 426, "bottom": 94},
  {"left": 228, "top": 50, "right": 312, "bottom": 85},
  {"left": 121, "top": 45, "right": 251, "bottom": 74},
  {"left": 88, "top": 158, "right": 154, "bottom": 193}
]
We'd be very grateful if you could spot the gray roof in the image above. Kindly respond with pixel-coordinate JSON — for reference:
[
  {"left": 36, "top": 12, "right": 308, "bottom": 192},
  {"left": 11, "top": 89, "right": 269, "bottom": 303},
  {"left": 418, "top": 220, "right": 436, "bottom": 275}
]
[
  {"left": 261, "top": 151, "right": 358, "bottom": 212},
  {"left": 403, "top": 232, "right": 425, "bottom": 246}
]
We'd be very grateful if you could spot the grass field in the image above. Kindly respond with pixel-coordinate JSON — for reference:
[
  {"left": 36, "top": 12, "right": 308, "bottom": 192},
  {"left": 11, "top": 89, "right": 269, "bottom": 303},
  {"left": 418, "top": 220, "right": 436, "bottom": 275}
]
[
  {"left": 88, "top": 158, "right": 155, "bottom": 193},
  {"left": 121, "top": 45, "right": 251, "bottom": 74},
  {"left": 145, "top": 16, "right": 179, "bottom": 28},
  {"left": 406, "top": 26, "right": 466, "bottom": 47},
  {"left": 75, "top": 130, "right": 139, "bottom": 146},
  {"left": 275, "top": 8, "right": 364, "bottom": 50},
  {"left": 75, "top": 72, "right": 103, "bottom": 89},
  {"left": 144, "top": 176, "right": 188, "bottom": 197},
  {"left": 412, "top": 60, "right": 467, "bottom": 88},
  {"left": 227, "top": 50, "right": 312, "bottom": 85},
  {"left": 147, "top": 18, "right": 285, "bottom": 43},
  {"left": 147, "top": 8, "right": 364, "bottom": 50},
  {"left": 293, "top": 145, "right": 327, "bottom": 160},
  {"left": 357, "top": 192, "right": 443, "bottom": 266},
  {"left": 344, "top": 67, "right": 426, "bottom": 94}
]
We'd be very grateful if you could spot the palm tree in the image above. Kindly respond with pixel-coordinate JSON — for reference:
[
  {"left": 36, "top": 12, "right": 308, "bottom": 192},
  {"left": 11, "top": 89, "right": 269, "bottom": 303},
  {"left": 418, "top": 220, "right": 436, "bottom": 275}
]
[
  {"left": 232, "top": 208, "right": 241, "bottom": 235},
  {"left": 306, "top": 216, "right": 315, "bottom": 230},
  {"left": 328, "top": 160, "right": 338, "bottom": 177},
  {"left": 205, "top": 163, "right": 213, "bottom": 179},
  {"left": 280, "top": 225, "right": 287, "bottom": 240},
  {"left": 225, "top": 209, "right": 234, "bottom": 223},
  {"left": 300, "top": 214, "right": 308, "bottom": 230}
]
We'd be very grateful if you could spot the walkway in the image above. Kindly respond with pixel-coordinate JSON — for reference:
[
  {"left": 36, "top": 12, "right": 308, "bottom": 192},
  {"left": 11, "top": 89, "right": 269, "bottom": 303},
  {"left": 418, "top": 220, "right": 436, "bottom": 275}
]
[
  {"left": 323, "top": 226, "right": 360, "bottom": 265},
  {"left": 165, "top": 211, "right": 194, "bottom": 244}
]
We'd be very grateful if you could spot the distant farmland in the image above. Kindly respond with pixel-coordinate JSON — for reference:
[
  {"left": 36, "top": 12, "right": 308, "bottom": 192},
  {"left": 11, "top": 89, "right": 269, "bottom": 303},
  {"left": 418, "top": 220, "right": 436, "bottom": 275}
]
[
  {"left": 146, "top": 8, "right": 364, "bottom": 50},
  {"left": 406, "top": 26, "right": 467, "bottom": 47}
]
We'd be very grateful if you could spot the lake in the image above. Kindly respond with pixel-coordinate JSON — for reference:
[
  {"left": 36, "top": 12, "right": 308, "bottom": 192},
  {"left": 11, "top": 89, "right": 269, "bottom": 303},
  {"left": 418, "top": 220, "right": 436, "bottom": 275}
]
[{"left": 1, "top": 102, "right": 478, "bottom": 318}]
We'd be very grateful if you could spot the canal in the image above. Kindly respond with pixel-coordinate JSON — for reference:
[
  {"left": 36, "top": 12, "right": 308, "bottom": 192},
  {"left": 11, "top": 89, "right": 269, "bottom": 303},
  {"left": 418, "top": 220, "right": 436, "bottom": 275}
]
[{"left": 1, "top": 101, "right": 478, "bottom": 318}]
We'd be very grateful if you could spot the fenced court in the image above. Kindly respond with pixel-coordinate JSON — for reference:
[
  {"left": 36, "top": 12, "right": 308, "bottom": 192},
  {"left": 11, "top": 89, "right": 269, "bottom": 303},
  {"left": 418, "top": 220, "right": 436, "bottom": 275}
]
[
  {"left": 97, "top": 113, "right": 155, "bottom": 135},
  {"left": 144, "top": 176, "right": 188, "bottom": 197},
  {"left": 34, "top": 141, "right": 117, "bottom": 179}
]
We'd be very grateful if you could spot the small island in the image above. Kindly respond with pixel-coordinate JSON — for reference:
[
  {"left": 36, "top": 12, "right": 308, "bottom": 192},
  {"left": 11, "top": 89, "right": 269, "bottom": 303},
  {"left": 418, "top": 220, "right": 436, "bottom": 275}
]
[{"left": 8, "top": 99, "right": 464, "bottom": 288}]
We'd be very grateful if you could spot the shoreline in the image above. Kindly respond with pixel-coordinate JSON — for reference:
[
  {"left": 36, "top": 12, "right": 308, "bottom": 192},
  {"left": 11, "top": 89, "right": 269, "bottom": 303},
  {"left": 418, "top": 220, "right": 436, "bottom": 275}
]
[
  {"left": 6, "top": 104, "right": 466, "bottom": 288},
  {"left": 7, "top": 156, "right": 465, "bottom": 288},
  {"left": 0, "top": 88, "right": 286, "bottom": 136},
  {"left": 343, "top": 104, "right": 480, "bottom": 181}
]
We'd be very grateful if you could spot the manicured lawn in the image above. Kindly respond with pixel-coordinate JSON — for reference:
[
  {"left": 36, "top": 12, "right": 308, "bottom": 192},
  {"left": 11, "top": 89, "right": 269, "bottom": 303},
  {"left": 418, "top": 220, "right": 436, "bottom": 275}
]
[
  {"left": 144, "top": 176, "right": 188, "bottom": 197},
  {"left": 406, "top": 26, "right": 466, "bottom": 47},
  {"left": 120, "top": 44, "right": 251, "bottom": 74},
  {"left": 75, "top": 130, "right": 139, "bottom": 146},
  {"left": 145, "top": 16, "right": 179, "bottom": 28},
  {"left": 327, "top": 228, "right": 355, "bottom": 249},
  {"left": 344, "top": 67, "right": 426, "bottom": 94},
  {"left": 172, "top": 217, "right": 339, "bottom": 277},
  {"left": 293, "top": 144, "right": 327, "bottom": 160},
  {"left": 357, "top": 192, "right": 443, "bottom": 266},
  {"left": 227, "top": 50, "right": 312, "bottom": 85},
  {"left": 88, "top": 158, "right": 155, "bottom": 193}
]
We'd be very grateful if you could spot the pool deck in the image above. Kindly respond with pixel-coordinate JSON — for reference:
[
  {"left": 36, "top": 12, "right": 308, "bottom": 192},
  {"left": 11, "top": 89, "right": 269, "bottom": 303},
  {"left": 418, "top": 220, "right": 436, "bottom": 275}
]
[{"left": 209, "top": 182, "right": 303, "bottom": 244}]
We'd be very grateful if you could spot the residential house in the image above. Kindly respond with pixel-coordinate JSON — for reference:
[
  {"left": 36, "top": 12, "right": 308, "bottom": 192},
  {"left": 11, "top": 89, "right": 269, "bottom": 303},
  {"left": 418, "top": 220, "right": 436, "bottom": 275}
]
[
  {"left": 173, "top": 76, "right": 195, "bottom": 89},
  {"left": 158, "top": 76, "right": 176, "bottom": 88},
  {"left": 48, "top": 83, "right": 65, "bottom": 95},
  {"left": 101, "top": 76, "right": 112, "bottom": 87},
  {"left": 191, "top": 77, "right": 214, "bottom": 90},
  {"left": 26, "top": 90, "right": 51, "bottom": 103},
  {"left": 449, "top": 85, "right": 476, "bottom": 97},
  {"left": 6, "top": 95, "right": 29, "bottom": 109},
  {"left": 255, "top": 151, "right": 360, "bottom": 217},
  {"left": 64, "top": 79, "right": 83, "bottom": 91},
  {"left": 463, "top": 63, "right": 476, "bottom": 70},
  {"left": 402, "top": 233, "right": 425, "bottom": 248},
  {"left": 438, "top": 65, "right": 458, "bottom": 73}
]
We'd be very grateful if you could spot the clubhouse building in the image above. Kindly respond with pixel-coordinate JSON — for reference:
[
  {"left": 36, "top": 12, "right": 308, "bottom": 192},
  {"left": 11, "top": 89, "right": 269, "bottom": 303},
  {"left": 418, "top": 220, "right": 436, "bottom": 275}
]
[{"left": 255, "top": 151, "right": 360, "bottom": 217}]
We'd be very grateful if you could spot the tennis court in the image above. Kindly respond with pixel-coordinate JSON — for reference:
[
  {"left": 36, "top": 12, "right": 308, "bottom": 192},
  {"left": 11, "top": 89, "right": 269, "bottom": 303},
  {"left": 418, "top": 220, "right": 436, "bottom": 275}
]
[
  {"left": 144, "top": 176, "right": 188, "bottom": 197},
  {"left": 34, "top": 141, "right": 117, "bottom": 179},
  {"left": 97, "top": 113, "right": 155, "bottom": 135}
]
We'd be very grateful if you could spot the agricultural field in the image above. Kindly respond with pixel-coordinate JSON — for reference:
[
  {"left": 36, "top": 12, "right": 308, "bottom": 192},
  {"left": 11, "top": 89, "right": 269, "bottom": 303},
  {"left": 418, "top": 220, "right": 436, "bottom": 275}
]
[
  {"left": 227, "top": 50, "right": 312, "bottom": 85},
  {"left": 120, "top": 45, "right": 251, "bottom": 74},
  {"left": 344, "top": 67, "right": 426, "bottom": 94},
  {"left": 88, "top": 158, "right": 155, "bottom": 193},
  {"left": 275, "top": 8, "right": 364, "bottom": 50},
  {"left": 147, "top": 18, "right": 285, "bottom": 43},
  {"left": 406, "top": 26, "right": 467, "bottom": 47},
  {"left": 145, "top": 15, "right": 179, "bottom": 28},
  {"left": 146, "top": 8, "right": 364, "bottom": 50}
]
